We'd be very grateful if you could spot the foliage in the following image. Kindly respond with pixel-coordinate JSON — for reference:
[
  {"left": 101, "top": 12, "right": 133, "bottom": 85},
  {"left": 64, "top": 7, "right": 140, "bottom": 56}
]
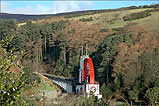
[
  {"left": 101, "top": 83, "right": 113, "bottom": 100},
  {"left": 15, "top": 96, "right": 36, "bottom": 106},
  {"left": 64, "top": 4, "right": 159, "bottom": 19},
  {"left": 0, "top": 36, "right": 26, "bottom": 105},
  {"left": 79, "top": 96, "right": 109, "bottom": 106},
  {"left": 1, "top": 7, "right": 159, "bottom": 105},
  {"left": 0, "top": 70, "right": 26, "bottom": 105},
  {"left": 100, "top": 28, "right": 109, "bottom": 32},
  {"left": 0, "top": 19, "right": 17, "bottom": 42},
  {"left": 128, "top": 88, "right": 139, "bottom": 101},
  {"left": 18, "top": 21, "right": 42, "bottom": 67},
  {"left": 23, "top": 66, "right": 41, "bottom": 84},
  {"left": 91, "top": 22, "right": 159, "bottom": 105},
  {"left": 92, "top": 26, "right": 134, "bottom": 84},
  {"left": 79, "top": 17, "right": 93, "bottom": 22},
  {"left": 114, "top": 74, "right": 122, "bottom": 91},
  {"left": 145, "top": 86, "right": 159, "bottom": 106},
  {"left": 123, "top": 8, "right": 159, "bottom": 21}
]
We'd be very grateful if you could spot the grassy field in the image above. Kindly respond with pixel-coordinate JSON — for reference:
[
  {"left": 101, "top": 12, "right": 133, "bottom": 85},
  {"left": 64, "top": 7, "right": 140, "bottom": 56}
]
[
  {"left": 71, "top": 8, "right": 148, "bottom": 20},
  {"left": 71, "top": 9, "right": 148, "bottom": 25},
  {"left": 106, "top": 11, "right": 159, "bottom": 30},
  {"left": 18, "top": 8, "right": 158, "bottom": 33},
  {"left": 38, "top": 79, "right": 56, "bottom": 92},
  {"left": 70, "top": 8, "right": 158, "bottom": 33},
  {"left": 134, "top": 11, "right": 159, "bottom": 32}
]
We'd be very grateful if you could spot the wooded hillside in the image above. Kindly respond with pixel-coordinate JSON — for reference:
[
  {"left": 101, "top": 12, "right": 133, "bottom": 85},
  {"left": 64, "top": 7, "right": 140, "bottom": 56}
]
[{"left": 0, "top": 4, "right": 159, "bottom": 105}]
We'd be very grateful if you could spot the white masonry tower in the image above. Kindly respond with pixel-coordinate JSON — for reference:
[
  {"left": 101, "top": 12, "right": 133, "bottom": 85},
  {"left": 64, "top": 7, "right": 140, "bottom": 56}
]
[{"left": 76, "top": 45, "right": 102, "bottom": 99}]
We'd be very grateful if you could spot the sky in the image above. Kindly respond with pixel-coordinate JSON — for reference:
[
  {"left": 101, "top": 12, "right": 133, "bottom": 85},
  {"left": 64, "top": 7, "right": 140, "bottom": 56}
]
[{"left": 1, "top": 1, "right": 159, "bottom": 15}]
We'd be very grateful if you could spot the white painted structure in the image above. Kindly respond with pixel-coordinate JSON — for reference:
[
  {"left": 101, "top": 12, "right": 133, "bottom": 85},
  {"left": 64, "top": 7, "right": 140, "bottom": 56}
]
[
  {"left": 52, "top": 79, "right": 72, "bottom": 93},
  {"left": 43, "top": 73, "right": 73, "bottom": 93},
  {"left": 76, "top": 84, "right": 85, "bottom": 93},
  {"left": 79, "top": 55, "right": 89, "bottom": 83},
  {"left": 86, "top": 84, "right": 102, "bottom": 99},
  {"left": 76, "top": 47, "right": 102, "bottom": 99}
]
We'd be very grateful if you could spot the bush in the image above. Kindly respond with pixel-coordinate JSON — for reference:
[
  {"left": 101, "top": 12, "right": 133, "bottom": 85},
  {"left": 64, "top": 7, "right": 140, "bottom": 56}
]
[
  {"left": 145, "top": 86, "right": 159, "bottom": 105},
  {"left": 0, "top": 70, "right": 26, "bottom": 105},
  {"left": 0, "top": 36, "right": 27, "bottom": 105},
  {"left": 128, "top": 89, "right": 139, "bottom": 101},
  {"left": 79, "top": 17, "right": 93, "bottom": 22},
  {"left": 101, "top": 83, "right": 113, "bottom": 100},
  {"left": 23, "top": 66, "right": 41, "bottom": 84},
  {"left": 100, "top": 28, "right": 109, "bottom": 32},
  {"left": 78, "top": 96, "right": 109, "bottom": 106},
  {"left": 123, "top": 8, "right": 159, "bottom": 21},
  {"left": 123, "top": 10, "right": 151, "bottom": 21}
]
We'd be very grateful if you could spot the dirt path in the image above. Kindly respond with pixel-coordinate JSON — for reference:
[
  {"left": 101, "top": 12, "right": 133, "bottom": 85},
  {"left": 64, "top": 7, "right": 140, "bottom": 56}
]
[{"left": 17, "top": 21, "right": 36, "bottom": 27}]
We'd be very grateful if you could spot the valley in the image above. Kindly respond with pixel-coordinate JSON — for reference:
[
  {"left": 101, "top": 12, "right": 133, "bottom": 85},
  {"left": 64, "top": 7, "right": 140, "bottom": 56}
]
[{"left": 0, "top": 3, "right": 159, "bottom": 106}]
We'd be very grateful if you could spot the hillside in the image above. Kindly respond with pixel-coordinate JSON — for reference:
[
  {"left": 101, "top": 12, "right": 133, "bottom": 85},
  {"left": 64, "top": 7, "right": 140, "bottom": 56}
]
[
  {"left": 1, "top": 4, "right": 158, "bottom": 22},
  {"left": 0, "top": 4, "right": 159, "bottom": 106},
  {"left": 0, "top": 8, "right": 129, "bottom": 22},
  {"left": 70, "top": 8, "right": 159, "bottom": 32},
  {"left": 0, "top": 11, "right": 88, "bottom": 21}
]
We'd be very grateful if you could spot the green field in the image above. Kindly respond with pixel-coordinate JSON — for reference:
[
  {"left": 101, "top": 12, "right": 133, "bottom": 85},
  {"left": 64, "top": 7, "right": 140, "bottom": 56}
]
[
  {"left": 38, "top": 79, "right": 56, "bottom": 92},
  {"left": 70, "top": 8, "right": 159, "bottom": 33}
]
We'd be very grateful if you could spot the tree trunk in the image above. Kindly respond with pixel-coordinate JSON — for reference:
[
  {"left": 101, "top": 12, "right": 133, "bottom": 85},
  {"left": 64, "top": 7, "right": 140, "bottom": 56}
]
[
  {"left": 45, "top": 36, "right": 46, "bottom": 54},
  {"left": 107, "top": 73, "right": 109, "bottom": 84},
  {"left": 49, "top": 45, "right": 50, "bottom": 53},
  {"left": 41, "top": 46, "right": 42, "bottom": 62},
  {"left": 64, "top": 46, "right": 66, "bottom": 65}
]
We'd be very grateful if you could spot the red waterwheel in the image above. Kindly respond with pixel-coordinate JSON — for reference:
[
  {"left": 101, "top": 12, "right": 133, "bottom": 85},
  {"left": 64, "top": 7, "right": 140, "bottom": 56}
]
[{"left": 81, "top": 57, "right": 95, "bottom": 84}]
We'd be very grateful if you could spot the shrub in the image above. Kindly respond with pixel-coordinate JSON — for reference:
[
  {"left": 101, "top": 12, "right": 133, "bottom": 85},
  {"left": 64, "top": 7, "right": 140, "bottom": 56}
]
[
  {"left": 145, "top": 86, "right": 159, "bottom": 106},
  {"left": 100, "top": 28, "right": 109, "bottom": 32},
  {"left": 79, "top": 17, "right": 93, "bottom": 22},
  {"left": 123, "top": 10, "right": 151, "bottom": 21},
  {"left": 0, "top": 36, "right": 27, "bottom": 105},
  {"left": 101, "top": 83, "right": 113, "bottom": 100},
  {"left": 123, "top": 8, "right": 159, "bottom": 21},
  {"left": 0, "top": 71, "right": 26, "bottom": 105},
  {"left": 128, "top": 89, "right": 139, "bottom": 101}
]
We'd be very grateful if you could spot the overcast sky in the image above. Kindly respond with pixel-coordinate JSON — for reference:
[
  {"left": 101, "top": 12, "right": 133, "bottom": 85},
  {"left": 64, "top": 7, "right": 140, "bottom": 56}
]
[{"left": 1, "top": 1, "right": 159, "bottom": 15}]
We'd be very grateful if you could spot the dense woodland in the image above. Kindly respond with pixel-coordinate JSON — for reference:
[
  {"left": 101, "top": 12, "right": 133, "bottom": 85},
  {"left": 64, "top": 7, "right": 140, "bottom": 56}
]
[{"left": 0, "top": 4, "right": 159, "bottom": 106}]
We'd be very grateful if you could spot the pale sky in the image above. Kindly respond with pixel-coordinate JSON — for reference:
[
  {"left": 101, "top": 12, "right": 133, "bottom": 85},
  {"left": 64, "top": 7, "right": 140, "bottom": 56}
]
[{"left": 1, "top": 1, "right": 159, "bottom": 14}]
